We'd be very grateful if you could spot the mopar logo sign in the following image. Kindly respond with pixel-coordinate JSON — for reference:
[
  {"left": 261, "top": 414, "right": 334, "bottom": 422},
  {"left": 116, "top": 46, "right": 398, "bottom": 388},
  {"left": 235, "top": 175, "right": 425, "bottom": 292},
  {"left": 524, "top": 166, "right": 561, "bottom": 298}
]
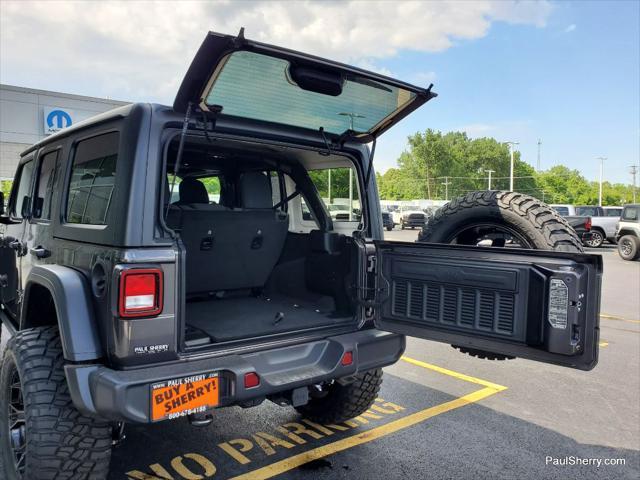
[{"left": 43, "top": 107, "right": 74, "bottom": 135}]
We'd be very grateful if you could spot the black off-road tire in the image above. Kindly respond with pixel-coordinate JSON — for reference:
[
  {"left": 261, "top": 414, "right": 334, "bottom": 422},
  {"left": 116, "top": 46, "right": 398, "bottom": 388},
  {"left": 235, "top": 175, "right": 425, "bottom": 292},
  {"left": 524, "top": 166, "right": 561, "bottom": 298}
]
[
  {"left": 295, "top": 369, "right": 383, "bottom": 424},
  {"left": 0, "top": 326, "right": 112, "bottom": 480},
  {"left": 618, "top": 235, "right": 640, "bottom": 261},
  {"left": 418, "top": 191, "right": 583, "bottom": 252}
]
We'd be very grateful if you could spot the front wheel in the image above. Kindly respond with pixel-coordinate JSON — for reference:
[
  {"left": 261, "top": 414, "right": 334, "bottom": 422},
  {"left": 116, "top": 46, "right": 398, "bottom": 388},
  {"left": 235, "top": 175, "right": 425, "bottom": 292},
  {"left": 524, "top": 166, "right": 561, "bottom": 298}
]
[
  {"left": 295, "top": 369, "right": 383, "bottom": 424},
  {"left": 584, "top": 229, "right": 604, "bottom": 248},
  {"left": 0, "top": 327, "right": 112, "bottom": 480},
  {"left": 618, "top": 235, "right": 640, "bottom": 261}
]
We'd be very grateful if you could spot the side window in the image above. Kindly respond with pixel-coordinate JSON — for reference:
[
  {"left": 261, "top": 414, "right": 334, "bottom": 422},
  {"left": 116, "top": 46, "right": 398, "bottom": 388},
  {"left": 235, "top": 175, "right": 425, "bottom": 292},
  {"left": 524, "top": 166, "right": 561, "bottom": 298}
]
[
  {"left": 307, "top": 167, "right": 361, "bottom": 222},
  {"left": 167, "top": 175, "right": 221, "bottom": 205},
  {"left": 10, "top": 160, "right": 34, "bottom": 219},
  {"left": 622, "top": 207, "right": 638, "bottom": 221},
  {"left": 606, "top": 209, "right": 621, "bottom": 217},
  {"left": 200, "top": 176, "right": 221, "bottom": 204},
  {"left": 268, "top": 171, "right": 284, "bottom": 209},
  {"left": 66, "top": 132, "right": 119, "bottom": 225},
  {"left": 33, "top": 151, "right": 59, "bottom": 220}
]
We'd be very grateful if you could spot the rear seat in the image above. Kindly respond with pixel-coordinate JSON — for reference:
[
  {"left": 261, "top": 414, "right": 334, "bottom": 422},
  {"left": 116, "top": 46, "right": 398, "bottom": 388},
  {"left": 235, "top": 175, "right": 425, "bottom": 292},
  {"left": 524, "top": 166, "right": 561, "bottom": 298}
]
[{"left": 175, "top": 173, "right": 288, "bottom": 295}]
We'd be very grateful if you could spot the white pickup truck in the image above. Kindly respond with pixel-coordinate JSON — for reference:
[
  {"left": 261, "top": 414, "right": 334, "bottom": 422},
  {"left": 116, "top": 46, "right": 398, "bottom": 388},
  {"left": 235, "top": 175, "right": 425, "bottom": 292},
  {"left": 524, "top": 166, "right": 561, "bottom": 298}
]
[{"left": 550, "top": 204, "right": 620, "bottom": 247}]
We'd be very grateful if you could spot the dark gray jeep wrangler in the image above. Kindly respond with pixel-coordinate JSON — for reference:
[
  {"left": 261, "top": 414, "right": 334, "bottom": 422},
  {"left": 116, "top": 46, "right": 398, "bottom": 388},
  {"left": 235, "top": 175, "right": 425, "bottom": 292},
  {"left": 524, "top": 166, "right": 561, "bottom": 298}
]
[{"left": 0, "top": 30, "right": 602, "bottom": 479}]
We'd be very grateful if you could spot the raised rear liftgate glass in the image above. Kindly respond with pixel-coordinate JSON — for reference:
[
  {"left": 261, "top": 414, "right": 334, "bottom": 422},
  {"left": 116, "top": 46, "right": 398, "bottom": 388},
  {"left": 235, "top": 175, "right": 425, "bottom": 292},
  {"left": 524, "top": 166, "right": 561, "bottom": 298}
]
[{"left": 203, "top": 51, "right": 417, "bottom": 136}]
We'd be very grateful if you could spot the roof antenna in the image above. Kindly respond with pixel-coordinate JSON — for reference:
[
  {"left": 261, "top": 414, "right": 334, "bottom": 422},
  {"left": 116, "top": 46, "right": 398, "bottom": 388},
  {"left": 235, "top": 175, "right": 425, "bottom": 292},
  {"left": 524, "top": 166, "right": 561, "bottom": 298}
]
[
  {"left": 319, "top": 127, "right": 332, "bottom": 156},
  {"left": 165, "top": 101, "right": 193, "bottom": 221}
]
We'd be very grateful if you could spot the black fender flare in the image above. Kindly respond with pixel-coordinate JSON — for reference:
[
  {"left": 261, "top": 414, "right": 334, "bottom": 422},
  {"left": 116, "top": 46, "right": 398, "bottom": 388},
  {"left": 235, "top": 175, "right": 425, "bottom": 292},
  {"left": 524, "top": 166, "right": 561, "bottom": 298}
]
[{"left": 22, "top": 265, "right": 104, "bottom": 361}]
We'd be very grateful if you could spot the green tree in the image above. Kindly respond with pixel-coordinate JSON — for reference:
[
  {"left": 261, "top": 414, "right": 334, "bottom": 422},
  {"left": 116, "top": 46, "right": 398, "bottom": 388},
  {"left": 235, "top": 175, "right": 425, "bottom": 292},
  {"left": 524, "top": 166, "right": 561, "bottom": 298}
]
[{"left": 387, "top": 129, "right": 540, "bottom": 200}]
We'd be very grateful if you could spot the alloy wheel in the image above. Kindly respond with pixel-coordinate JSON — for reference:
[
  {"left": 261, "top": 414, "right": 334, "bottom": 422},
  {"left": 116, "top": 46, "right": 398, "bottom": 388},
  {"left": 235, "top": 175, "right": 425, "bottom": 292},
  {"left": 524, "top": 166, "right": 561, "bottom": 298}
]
[{"left": 7, "top": 365, "right": 26, "bottom": 477}]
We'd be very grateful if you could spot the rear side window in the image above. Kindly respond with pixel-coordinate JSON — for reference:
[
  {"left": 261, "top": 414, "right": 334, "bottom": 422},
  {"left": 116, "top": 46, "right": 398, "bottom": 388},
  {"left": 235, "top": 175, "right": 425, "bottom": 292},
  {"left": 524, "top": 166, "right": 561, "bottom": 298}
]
[
  {"left": 10, "top": 160, "right": 34, "bottom": 219},
  {"left": 33, "top": 151, "right": 59, "bottom": 220},
  {"left": 66, "top": 132, "right": 119, "bottom": 225},
  {"left": 605, "top": 208, "right": 622, "bottom": 217},
  {"left": 622, "top": 206, "right": 639, "bottom": 221}
]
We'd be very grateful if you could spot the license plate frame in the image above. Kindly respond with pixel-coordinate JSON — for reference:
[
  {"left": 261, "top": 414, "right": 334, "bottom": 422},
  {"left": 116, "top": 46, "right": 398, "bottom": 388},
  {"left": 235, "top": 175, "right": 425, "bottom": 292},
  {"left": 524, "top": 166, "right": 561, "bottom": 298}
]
[{"left": 150, "top": 372, "right": 219, "bottom": 422}]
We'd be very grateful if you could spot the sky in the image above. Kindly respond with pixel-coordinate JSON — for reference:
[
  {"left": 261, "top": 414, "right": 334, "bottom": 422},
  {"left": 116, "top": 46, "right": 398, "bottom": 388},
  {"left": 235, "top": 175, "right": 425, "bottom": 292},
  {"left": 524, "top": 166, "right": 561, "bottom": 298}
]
[{"left": 1, "top": 0, "right": 638, "bottom": 185}]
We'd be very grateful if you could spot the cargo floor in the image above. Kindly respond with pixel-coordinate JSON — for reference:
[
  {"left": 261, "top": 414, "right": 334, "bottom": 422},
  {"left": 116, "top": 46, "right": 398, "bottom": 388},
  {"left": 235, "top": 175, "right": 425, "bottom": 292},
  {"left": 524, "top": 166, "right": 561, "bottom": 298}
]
[{"left": 185, "top": 293, "right": 352, "bottom": 343}]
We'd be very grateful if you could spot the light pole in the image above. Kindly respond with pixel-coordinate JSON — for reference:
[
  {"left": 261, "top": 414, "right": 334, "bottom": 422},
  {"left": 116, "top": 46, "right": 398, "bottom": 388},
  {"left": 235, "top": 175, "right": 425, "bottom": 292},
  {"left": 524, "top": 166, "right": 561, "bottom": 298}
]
[
  {"left": 630, "top": 165, "right": 638, "bottom": 203},
  {"left": 537, "top": 139, "right": 542, "bottom": 171},
  {"left": 442, "top": 177, "right": 451, "bottom": 201},
  {"left": 506, "top": 142, "right": 519, "bottom": 192},
  {"left": 485, "top": 169, "right": 495, "bottom": 190},
  {"left": 596, "top": 157, "right": 606, "bottom": 206}
]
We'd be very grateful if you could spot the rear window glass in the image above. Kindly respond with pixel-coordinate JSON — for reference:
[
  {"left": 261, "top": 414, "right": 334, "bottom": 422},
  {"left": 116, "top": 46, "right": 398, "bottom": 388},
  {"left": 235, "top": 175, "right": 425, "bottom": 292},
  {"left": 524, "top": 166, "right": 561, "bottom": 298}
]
[
  {"left": 66, "top": 132, "right": 119, "bottom": 225},
  {"left": 576, "top": 206, "right": 599, "bottom": 216},
  {"left": 622, "top": 206, "right": 639, "bottom": 221},
  {"left": 204, "top": 50, "right": 417, "bottom": 135},
  {"left": 553, "top": 206, "right": 569, "bottom": 216}
]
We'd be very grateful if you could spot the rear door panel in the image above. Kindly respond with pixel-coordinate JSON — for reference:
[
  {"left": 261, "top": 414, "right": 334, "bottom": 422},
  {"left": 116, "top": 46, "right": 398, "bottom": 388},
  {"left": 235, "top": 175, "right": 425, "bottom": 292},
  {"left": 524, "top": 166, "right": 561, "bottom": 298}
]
[{"left": 374, "top": 242, "right": 602, "bottom": 370}]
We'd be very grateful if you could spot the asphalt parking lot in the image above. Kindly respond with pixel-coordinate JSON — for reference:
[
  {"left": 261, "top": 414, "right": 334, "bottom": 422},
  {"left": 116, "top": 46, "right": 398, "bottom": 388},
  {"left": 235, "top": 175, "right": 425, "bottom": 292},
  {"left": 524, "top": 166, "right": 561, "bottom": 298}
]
[
  {"left": 2, "top": 232, "right": 639, "bottom": 479},
  {"left": 110, "top": 231, "right": 639, "bottom": 480}
]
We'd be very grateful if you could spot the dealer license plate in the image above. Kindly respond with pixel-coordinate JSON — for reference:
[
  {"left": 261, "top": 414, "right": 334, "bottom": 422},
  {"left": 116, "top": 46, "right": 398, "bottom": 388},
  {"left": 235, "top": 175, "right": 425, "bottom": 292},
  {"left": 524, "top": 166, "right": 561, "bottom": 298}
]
[{"left": 150, "top": 373, "right": 219, "bottom": 422}]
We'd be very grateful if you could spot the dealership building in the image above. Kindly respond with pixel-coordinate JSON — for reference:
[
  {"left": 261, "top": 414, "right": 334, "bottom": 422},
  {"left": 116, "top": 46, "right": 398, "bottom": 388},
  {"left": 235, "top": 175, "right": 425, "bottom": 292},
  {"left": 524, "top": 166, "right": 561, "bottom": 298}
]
[{"left": 0, "top": 84, "right": 129, "bottom": 180}]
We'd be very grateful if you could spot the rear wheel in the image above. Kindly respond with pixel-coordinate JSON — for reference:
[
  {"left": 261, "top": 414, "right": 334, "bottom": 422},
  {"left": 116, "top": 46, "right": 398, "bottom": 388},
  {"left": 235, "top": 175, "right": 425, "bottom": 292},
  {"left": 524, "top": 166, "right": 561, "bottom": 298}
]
[
  {"left": 295, "top": 369, "right": 383, "bottom": 423},
  {"left": 418, "top": 191, "right": 583, "bottom": 252},
  {"left": 0, "top": 327, "right": 112, "bottom": 480},
  {"left": 584, "top": 229, "right": 604, "bottom": 248},
  {"left": 618, "top": 235, "right": 640, "bottom": 261}
]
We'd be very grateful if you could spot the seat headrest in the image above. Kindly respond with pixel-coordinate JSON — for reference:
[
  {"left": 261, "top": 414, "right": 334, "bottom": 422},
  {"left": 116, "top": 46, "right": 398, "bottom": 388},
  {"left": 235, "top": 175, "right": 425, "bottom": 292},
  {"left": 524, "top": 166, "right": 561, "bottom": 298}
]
[
  {"left": 179, "top": 178, "right": 209, "bottom": 204},
  {"left": 240, "top": 172, "right": 273, "bottom": 209}
]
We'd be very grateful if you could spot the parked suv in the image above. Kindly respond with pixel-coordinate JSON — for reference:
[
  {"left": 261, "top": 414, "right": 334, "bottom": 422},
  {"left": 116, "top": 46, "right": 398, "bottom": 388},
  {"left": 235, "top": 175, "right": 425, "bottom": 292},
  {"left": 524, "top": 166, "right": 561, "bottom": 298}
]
[
  {"left": 0, "top": 30, "right": 602, "bottom": 479},
  {"left": 616, "top": 204, "right": 640, "bottom": 260}
]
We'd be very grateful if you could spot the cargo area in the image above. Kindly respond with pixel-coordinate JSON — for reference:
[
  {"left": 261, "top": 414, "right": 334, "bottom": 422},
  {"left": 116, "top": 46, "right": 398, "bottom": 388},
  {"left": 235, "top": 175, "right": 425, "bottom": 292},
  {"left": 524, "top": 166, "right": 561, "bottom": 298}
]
[{"left": 163, "top": 135, "right": 360, "bottom": 349}]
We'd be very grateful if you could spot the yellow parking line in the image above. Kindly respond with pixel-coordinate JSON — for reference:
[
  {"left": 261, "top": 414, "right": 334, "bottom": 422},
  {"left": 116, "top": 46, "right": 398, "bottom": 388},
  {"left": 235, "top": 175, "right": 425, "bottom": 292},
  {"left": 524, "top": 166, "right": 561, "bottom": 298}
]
[
  {"left": 599, "top": 341, "right": 609, "bottom": 347},
  {"left": 230, "top": 360, "right": 507, "bottom": 479},
  {"left": 230, "top": 386, "right": 501, "bottom": 480},
  {"left": 401, "top": 356, "right": 508, "bottom": 391},
  {"left": 600, "top": 313, "right": 640, "bottom": 324}
]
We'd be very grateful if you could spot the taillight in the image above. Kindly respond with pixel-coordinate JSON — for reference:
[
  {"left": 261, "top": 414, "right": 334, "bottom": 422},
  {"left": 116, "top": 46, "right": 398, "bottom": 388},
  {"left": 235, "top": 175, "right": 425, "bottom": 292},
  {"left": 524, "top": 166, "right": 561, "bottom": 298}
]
[
  {"left": 119, "top": 268, "right": 163, "bottom": 318},
  {"left": 585, "top": 217, "right": 592, "bottom": 231}
]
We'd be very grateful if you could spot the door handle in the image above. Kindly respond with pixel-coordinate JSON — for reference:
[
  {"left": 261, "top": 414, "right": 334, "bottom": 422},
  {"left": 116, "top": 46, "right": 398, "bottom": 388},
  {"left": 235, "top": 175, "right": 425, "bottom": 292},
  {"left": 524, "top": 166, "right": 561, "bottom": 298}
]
[{"left": 30, "top": 246, "right": 51, "bottom": 259}]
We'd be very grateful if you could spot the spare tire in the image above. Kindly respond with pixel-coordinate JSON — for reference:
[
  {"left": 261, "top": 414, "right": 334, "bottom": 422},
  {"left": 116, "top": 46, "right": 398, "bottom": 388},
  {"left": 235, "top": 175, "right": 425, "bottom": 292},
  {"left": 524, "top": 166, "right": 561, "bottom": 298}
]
[{"left": 418, "top": 191, "right": 583, "bottom": 252}]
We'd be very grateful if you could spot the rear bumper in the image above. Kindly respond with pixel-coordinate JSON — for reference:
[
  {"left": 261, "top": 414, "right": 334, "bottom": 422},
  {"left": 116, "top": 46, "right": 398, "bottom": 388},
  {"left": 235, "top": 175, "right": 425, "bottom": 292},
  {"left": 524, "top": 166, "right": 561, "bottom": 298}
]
[{"left": 65, "top": 329, "right": 405, "bottom": 423}]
